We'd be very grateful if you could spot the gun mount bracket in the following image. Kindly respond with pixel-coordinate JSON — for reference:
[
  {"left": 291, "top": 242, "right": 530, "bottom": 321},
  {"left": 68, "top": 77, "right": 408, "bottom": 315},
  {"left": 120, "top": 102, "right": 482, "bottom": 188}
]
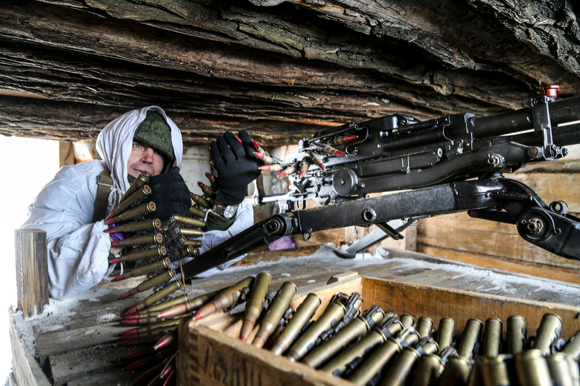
[{"left": 517, "top": 209, "right": 555, "bottom": 242}]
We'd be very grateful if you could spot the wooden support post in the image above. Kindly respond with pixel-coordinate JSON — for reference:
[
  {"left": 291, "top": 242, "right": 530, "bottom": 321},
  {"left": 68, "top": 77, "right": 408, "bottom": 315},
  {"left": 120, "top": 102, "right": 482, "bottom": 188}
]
[{"left": 15, "top": 229, "right": 49, "bottom": 318}]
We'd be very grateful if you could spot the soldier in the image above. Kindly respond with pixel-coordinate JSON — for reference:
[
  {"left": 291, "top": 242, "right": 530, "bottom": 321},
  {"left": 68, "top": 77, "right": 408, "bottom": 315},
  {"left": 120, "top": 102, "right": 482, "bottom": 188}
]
[{"left": 21, "top": 106, "right": 260, "bottom": 300}]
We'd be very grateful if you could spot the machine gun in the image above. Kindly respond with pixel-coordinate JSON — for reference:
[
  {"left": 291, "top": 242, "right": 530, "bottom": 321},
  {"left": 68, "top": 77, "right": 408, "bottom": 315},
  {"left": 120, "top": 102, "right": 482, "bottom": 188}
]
[{"left": 183, "top": 86, "right": 580, "bottom": 279}]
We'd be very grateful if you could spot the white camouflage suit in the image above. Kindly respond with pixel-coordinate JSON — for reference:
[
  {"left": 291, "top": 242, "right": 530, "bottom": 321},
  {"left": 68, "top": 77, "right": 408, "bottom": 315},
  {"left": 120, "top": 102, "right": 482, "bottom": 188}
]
[{"left": 21, "top": 106, "right": 252, "bottom": 300}]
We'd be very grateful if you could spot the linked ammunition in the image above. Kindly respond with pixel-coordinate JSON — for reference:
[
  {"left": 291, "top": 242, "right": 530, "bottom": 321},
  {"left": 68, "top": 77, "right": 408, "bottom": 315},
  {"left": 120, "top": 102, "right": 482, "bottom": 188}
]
[
  {"left": 197, "top": 181, "right": 216, "bottom": 198},
  {"left": 191, "top": 193, "right": 211, "bottom": 209},
  {"left": 259, "top": 164, "right": 283, "bottom": 172},
  {"left": 286, "top": 293, "right": 350, "bottom": 362},
  {"left": 270, "top": 293, "right": 321, "bottom": 356},
  {"left": 120, "top": 325, "right": 178, "bottom": 341},
  {"left": 514, "top": 349, "right": 552, "bottom": 386},
  {"left": 564, "top": 354, "right": 580, "bottom": 386},
  {"left": 303, "top": 306, "right": 384, "bottom": 369},
  {"left": 111, "top": 185, "right": 152, "bottom": 219},
  {"left": 174, "top": 227, "right": 204, "bottom": 238},
  {"left": 299, "top": 160, "right": 310, "bottom": 178},
  {"left": 534, "top": 313, "right": 563, "bottom": 356},
  {"left": 113, "top": 257, "right": 171, "bottom": 281},
  {"left": 381, "top": 339, "right": 439, "bottom": 386},
  {"left": 334, "top": 134, "right": 358, "bottom": 145},
  {"left": 254, "top": 152, "right": 274, "bottom": 164},
  {"left": 320, "top": 314, "right": 404, "bottom": 376},
  {"left": 130, "top": 360, "right": 166, "bottom": 385},
  {"left": 118, "top": 172, "right": 150, "bottom": 207},
  {"left": 110, "top": 232, "right": 163, "bottom": 248},
  {"left": 457, "top": 318, "right": 483, "bottom": 359},
  {"left": 562, "top": 331, "right": 580, "bottom": 360},
  {"left": 105, "top": 218, "right": 161, "bottom": 234},
  {"left": 123, "top": 350, "right": 170, "bottom": 371},
  {"left": 411, "top": 354, "right": 445, "bottom": 386},
  {"left": 416, "top": 316, "right": 434, "bottom": 339},
  {"left": 170, "top": 215, "right": 206, "bottom": 229},
  {"left": 105, "top": 201, "right": 156, "bottom": 225},
  {"left": 309, "top": 153, "right": 326, "bottom": 170},
  {"left": 252, "top": 140, "right": 265, "bottom": 155},
  {"left": 507, "top": 315, "right": 527, "bottom": 355},
  {"left": 204, "top": 172, "right": 216, "bottom": 186},
  {"left": 189, "top": 206, "right": 206, "bottom": 218},
  {"left": 315, "top": 143, "right": 346, "bottom": 157},
  {"left": 154, "top": 327, "right": 179, "bottom": 350},
  {"left": 347, "top": 327, "right": 418, "bottom": 386},
  {"left": 277, "top": 165, "right": 296, "bottom": 178},
  {"left": 194, "top": 276, "right": 255, "bottom": 320},
  {"left": 436, "top": 317, "right": 455, "bottom": 353},
  {"left": 160, "top": 351, "right": 177, "bottom": 379},
  {"left": 110, "top": 246, "right": 166, "bottom": 264},
  {"left": 439, "top": 355, "right": 472, "bottom": 386},
  {"left": 142, "top": 294, "right": 189, "bottom": 314},
  {"left": 483, "top": 317, "right": 503, "bottom": 357},
  {"left": 241, "top": 272, "right": 272, "bottom": 342},
  {"left": 253, "top": 282, "right": 297, "bottom": 349},
  {"left": 157, "top": 289, "right": 221, "bottom": 319},
  {"left": 125, "top": 280, "right": 183, "bottom": 315},
  {"left": 546, "top": 353, "right": 575, "bottom": 386},
  {"left": 118, "top": 269, "right": 176, "bottom": 300}
]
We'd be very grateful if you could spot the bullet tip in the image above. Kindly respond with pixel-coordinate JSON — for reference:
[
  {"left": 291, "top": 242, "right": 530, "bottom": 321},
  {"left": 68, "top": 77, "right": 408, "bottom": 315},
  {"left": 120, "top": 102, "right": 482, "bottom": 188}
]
[
  {"left": 124, "top": 307, "right": 138, "bottom": 316},
  {"left": 194, "top": 313, "right": 201, "bottom": 320},
  {"left": 117, "top": 291, "right": 131, "bottom": 300},
  {"left": 109, "top": 257, "right": 121, "bottom": 264},
  {"left": 111, "top": 275, "right": 124, "bottom": 282}
]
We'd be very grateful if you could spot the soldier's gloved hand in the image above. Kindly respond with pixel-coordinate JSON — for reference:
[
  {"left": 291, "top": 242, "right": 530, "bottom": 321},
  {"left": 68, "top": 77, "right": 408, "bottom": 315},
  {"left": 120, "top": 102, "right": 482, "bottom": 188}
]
[
  {"left": 210, "top": 130, "right": 261, "bottom": 205},
  {"left": 146, "top": 167, "right": 191, "bottom": 219}
]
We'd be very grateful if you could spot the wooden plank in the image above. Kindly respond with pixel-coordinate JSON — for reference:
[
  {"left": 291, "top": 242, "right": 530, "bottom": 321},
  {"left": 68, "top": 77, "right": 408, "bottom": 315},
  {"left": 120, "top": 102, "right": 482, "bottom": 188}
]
[
  {"left": 15, "top": 229, "right": 49, "bottom": 318},
  {"left": 418, "top": 222, "right": 580, "bottom": 270},
  {"left": 510, "top": 173, "right": 580, "bottom": 213},
  {"left": 361, "top": 277, "right": 580, "bottom": 340},
  {"left": 186, "top": 326, "right": 353, "bottom": 386},
  {"left": 418, "top": 245, "right": 580, "bottom": 285},
  {"left": 9, "top": 312, "right": 52, "bottom": 386},
  {"left": 394, "top": 269, "right": 459, "bottom": 286}
]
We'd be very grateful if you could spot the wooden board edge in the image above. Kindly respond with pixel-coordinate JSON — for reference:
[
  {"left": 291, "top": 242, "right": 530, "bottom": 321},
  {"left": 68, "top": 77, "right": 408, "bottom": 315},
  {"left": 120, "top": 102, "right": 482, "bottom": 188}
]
[{"left": 9, "top": 310, "right": 52, "bottom": 386}]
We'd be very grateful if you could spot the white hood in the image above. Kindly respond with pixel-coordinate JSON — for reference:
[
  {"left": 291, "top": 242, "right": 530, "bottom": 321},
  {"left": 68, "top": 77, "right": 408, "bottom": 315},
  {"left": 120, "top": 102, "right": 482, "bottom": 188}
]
[{"left": 96, "top": 106, "right": 183, "bottom": 207}]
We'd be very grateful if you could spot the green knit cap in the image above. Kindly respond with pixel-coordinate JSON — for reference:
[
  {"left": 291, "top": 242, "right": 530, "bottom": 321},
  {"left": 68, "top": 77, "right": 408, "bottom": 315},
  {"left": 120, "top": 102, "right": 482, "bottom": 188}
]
[{"left": 133, "top": 111, "right": 175, "bottom": 163}]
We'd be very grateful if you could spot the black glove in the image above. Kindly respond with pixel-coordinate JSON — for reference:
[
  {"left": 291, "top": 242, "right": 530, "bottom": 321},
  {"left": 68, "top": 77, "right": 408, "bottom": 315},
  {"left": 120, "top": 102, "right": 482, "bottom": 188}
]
[
  {"left": 210, "top": 130, "right": 261, "bottom": 205},
  {"left": 146, "top": 167, "right": 191, "bottom": 219}
]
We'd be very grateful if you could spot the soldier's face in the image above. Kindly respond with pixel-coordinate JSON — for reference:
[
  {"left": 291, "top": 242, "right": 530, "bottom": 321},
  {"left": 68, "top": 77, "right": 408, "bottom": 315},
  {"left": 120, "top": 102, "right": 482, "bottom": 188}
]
[{"left": 127, "top": 141, "right": 165, "bottom": 178}]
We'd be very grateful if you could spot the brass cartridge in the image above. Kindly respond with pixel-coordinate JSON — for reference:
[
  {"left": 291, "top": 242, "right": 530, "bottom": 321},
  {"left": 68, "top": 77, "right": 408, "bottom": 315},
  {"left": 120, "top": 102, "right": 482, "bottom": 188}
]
[
  {"left": 277, "top": 165, "right": 296, "bottom": 178},
  {"left": 483, "top": 318, "right": 503, "bottom": 357},
  {"left": 400, "top": 314, "right": 416, "bottom": 329},
  {"left": 411, "top": 354, "right": 445, "bottom": 386},
  {"left": 303, "top": 307, "right": 385, "bottom": 369},
  {"left": 119, "top": 172, "right": 150, "bottom": 205},
  {"left": 270, "top": 293, "right": 321, "bottom": 356},
  {"left": 562, "top": 331, "right": 580, "bottom": 361},
  {"left": 417, "top": 316, "right": 434, "bottom": 339},
  {"left": 204, "top": 172, "right": 216, "bottom": 186},
  {"left": 565, "top": 354, "right": 580, "bottom": 386},
  {"left": 241, "top": 272, "right": 272, "bottom": 342},
  {"left": 122, "top": 257, "right": 171, "bottom": 280},
  {"left": 194, "top": 276, "right": 255, "bottom": 320},
  {"left": 253, "top": 282, "right": 297, "bottom": 349},
  {"left": 320, "top": 315, "right": 404, "bottom": 377},
  {"left": 436, "top": 317, "right": 455, "bottom": 353},
  {"left": 111, "top": 232, "right": 163, "bottom": 248},
  {"left": 112, "top": 185, "right": 152, "bottom": 218},
  {"left": 189, "top": 206, "right": 206, "bottom": 218},
  {"left": 514, "top": 349, "right": 552, "bottom": 386},
  {"left": 191, "top": 193, "right": 212, "bottom": 209},
  {"left": 119, "top": 269, "right": 176, "bottom": 300},
  {"left": 174, "top": 228, "right": 204, "bottom": 238},
  {"left": 439, "top": 356, "right": 472, "bottom": 386},
  {"left": 534, "top": 313, "right": 563, "bottom": 356},
  {"left": 106, "top": 218, "right": 161, "bottom": 234},
  {"left": 144, "top": 294, "right": 189, "bottom": 313},
  {"left": 171, "top": 215, "right": 206, "bottom": 229},
  {"left": 507, "top": 315, "right": 527, "bottom": 355},
  {"left": 259, "top": 164, "right": 283, "bottom": 172},
  {"left": 157, "top": 289, "right": 221, "bottom": 319},
  {"left": 126, "top": 280, "right": 183, "bottom": 315},
  {"left": 348, "top": 327, "right": 419, "bottom": 386},
  {"left": 197, "top": 182, "right": 216, "bottom": 198},
  {"left": 546, "top": 353, "right": 575, "bottom": 386},
  {"left": 477, "top": 354, "right": 513, "bottom": 386},
  {"left": 105, "top": 201, "right": 156, "bottom": 225},
  {"left": 286, "top": 294, "right": 349, "bottom": 362},
  {"left": 299, "top": 161, "right": 310, "bottom": 178},
  {"left": 119, "top": 246, "right": 166, "bottom": 264},
  {"left": 457, "top": 318, "right": 483, "bottom": 359},
  {"left": 381, "top": 339, "right": 439, "bottom": 386}
]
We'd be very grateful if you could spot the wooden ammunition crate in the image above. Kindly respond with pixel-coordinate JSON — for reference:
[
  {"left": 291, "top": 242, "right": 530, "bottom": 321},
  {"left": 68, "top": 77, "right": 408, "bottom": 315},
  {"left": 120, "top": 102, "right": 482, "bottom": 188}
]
[{"left": 177, "top": 273, "right": 580, "bottom": 386}]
